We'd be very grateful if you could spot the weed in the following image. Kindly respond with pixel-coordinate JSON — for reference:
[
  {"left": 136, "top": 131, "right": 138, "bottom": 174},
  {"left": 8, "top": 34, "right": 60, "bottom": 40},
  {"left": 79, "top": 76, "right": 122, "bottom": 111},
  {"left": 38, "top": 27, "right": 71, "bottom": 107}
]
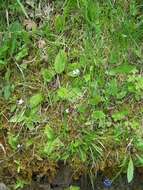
[{"left": 0, "top": 0, "right": 143, "bottom": 187}]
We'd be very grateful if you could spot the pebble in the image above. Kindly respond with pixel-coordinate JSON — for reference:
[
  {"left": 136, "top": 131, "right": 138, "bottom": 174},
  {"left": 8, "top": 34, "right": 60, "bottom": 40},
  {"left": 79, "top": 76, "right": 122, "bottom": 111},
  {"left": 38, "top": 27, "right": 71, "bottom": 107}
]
[{"left": 0, "top": 183, "right": 8, "bottom": 190}]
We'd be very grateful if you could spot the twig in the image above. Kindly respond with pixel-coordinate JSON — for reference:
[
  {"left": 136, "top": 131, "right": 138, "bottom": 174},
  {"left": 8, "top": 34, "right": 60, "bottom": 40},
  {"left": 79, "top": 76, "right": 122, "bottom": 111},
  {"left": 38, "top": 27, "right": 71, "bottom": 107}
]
[{"left": 5, "top": 9, "right": 9, "bottom": 28}]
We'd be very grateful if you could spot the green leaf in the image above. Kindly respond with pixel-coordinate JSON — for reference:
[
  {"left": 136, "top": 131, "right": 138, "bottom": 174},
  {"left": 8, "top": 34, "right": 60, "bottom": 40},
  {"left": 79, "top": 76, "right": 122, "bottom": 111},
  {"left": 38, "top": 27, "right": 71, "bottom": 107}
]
[
  {"left": 15, "top": 47, "right": 28, "bottom": 61},
  {"left": 16, "top": 0, "right": 29, "bottom": 19},
  {"left": 106, "top": 79, "right": 118, "bottom": 96},
  {"left": 79, "top": 148, "right": 87, "bottom": 162},
  {"left": 0, "top": 60, "right": 7, "bottom": 65},
  {"left": 57, "top": 87, "right": 69, "bottom": 100},
  {"left": 3, "top": 85, "right": 11, "bottom": 100},
  {"left": 41, "top": 68, "right": 55, "bottom": 83},
  {"left": 89, "top": 95, "right": 102, "bottom": 106},
  {"left": 44, "top": 125, "right": 55, "bottom": 140},
  {"left": 135, "top": 139, "right": 143, "bottom": 150},
  {"left": 112, "top": 110, "right": 128, "bottom": 121},
  {"left": 92, "top": 111, "right": 105, "bottom": 121},
  {"left": 69, "top": 186, "right": 80, "bottom": 190},
  {"left": 55, "top": 15, "right": 65, "bottom": 32},
  {"left": 136, "top": 155, "right": 143, "bottom": 166},
  {"left": 57, "top": 87, "right": 82, "bottom": 102},
  {"left": 29, "top": 93, "right": 43, "bottom": 108},
  {"left": 8, "top": 134, "right": 19, "bottom": 150},
  {"left": 109, "top": 64, "right": 136, "bottom": 75},
  {"left": 43, "top": 138, "right": 63, "bottom": 155},
  {"left": 54, "top": 50, "right": 67, "bottom": 74},
  {"left": 10, "top": 112, "right": 25, "bottom": 123},
  {"left": 127, "top": 157, "right": 134, "bottom": 183},
  {"left": 9, "top": 21, "right": 23, "bottom": 32}
]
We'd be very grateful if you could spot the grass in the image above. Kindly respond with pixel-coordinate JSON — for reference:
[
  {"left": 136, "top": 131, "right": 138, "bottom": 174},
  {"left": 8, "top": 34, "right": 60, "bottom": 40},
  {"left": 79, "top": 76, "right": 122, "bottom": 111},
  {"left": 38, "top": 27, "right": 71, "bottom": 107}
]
[{"left": 0, "top": 0, "right": 143, "bottom": 188}]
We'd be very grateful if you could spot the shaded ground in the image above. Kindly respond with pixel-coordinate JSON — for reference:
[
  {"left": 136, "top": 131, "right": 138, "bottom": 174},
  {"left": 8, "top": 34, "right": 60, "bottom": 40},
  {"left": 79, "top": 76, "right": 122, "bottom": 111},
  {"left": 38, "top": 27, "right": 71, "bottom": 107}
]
[{"left": 22, "top": 171, "right": 143, "bottom": 190}]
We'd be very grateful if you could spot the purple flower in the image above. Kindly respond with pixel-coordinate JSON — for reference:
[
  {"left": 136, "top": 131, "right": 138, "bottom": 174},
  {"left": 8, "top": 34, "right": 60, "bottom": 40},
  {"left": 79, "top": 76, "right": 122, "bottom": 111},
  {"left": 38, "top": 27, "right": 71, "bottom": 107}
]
[{"left": 103, "top": 178, "right": 112, "bottom": 188}]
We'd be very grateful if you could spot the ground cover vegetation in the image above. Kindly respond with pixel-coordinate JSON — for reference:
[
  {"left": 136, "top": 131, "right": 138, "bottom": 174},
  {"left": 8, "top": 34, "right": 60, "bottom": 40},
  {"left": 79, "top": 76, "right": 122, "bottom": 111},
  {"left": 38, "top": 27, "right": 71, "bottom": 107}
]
[{"left": 0, "top": 0, "right": 143, "bottom": 188}]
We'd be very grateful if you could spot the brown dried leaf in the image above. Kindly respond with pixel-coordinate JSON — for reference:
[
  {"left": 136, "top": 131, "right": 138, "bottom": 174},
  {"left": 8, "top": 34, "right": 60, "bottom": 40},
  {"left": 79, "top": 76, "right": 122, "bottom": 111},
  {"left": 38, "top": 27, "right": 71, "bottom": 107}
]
[{"left": 23, "top": 19, "right": 37, "bottom": 30}]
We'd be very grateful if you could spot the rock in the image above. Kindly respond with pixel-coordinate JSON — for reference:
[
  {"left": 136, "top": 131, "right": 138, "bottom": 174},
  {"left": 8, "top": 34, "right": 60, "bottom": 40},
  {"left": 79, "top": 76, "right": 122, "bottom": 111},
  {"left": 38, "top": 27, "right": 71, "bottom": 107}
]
[
  {"left": 39, "top": 184, "right": 51, "bottom": 190},
  {"left": 52, "top": 188, "right": 63, "bottom": 190},
  {"left": 0, "top": 183, "right": 8, "bottom": 190},
  {"left": 52, "top": 164, "right": 72, "bottom": 188}
]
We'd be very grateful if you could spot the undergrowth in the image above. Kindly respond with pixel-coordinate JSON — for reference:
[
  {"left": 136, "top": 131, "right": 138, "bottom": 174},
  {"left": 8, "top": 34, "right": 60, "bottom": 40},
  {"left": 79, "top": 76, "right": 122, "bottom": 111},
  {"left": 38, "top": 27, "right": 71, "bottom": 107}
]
[{"left": 0, "top": 0, "right": 143, "bottom": 188}]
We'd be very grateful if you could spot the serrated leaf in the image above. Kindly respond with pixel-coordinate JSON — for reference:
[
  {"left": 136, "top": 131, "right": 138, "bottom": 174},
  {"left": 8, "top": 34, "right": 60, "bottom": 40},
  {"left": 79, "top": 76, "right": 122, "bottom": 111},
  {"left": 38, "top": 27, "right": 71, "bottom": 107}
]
[
  {"left": 127, "top": 157, "right": 134, "bottom": 183},
  {"left": 29, "top": 93, "right": 43, "bottom": 108},
  {"left": 54, "top": 50, "right": 67, "bottom": 74}
]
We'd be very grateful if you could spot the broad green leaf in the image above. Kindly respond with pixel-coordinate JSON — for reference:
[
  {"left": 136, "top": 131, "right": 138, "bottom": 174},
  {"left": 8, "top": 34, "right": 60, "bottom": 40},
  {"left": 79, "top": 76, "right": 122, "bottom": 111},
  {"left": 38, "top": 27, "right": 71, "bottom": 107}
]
[
  {"left": 89, "top": 95, "right": 102, "bottom": 106},
  {"left": 112, "top": 110, "right": 128, "bottom": 121},
  {"left": 0, "top": 45, "right": 9, "bottom": 58},
  {"left": 44, "top": 125, "right": 55, "bottom": 140},
  {"left": 92, "top": 111, "right": 105, "bottom": 120},
  {"left": 106, "top": 79, "right": 118, "bottom": 96},
  {"left": 10, "top": 112, "right": 25, "bottom": 123},
  {"left": 57, "top": 87, "right": 82, "bottom": 102},
  {"left": 15, "top": 47, "right": 28, "bottom": 61},
  {"left": 135, "top": 139, "right": 143, "bottom": 150},
  {"left": 57, "top": 87, "right": 69, "bottom": 100},
  {"left": 69, "top": 186, "right": 80, "bottom": 190},
  {"left": 41, "top": 68, "right": 55, "bottom": 83},
  {"left": 8, "top": 134, "right": 19, "bottom": 150},
  {"left": 127, "top": 157, "right": 134, "bottom": 183},
  {"left": 54, "top": 50, "right": 67, "bottom": 74},
  {"left": 0, "top": 60, "right": 7, "bottom": 65},
  {"left": 136, "top": 155, "right": 143, "bottom": 166},
  {"left": 3, "top": 85, "right": 11, "bottom": 100},
  {"left": 9, "top": 21, "right": 23, "bottom": 32},
  {"left": 109, "top": 64, "right": 136, "bottom": 75},
  {"left": 69, "top": 88, "right": 82, "bottom": 102},
  {"left": 29, "top": 93, "right": 43, "bottom": 108}
]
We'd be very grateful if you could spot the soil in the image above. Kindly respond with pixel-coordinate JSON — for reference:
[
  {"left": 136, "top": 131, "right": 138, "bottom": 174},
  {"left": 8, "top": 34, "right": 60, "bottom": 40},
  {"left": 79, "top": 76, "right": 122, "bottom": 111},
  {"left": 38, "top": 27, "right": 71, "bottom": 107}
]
[
  {"left": 21, "top": 175, "right": 143, "bottom": 190},
  {"left": 1, "top": 165, "right": 143, "bottom": 190},
  {"left": 21, "top": 166, "right": 143, "bottom": 190}
]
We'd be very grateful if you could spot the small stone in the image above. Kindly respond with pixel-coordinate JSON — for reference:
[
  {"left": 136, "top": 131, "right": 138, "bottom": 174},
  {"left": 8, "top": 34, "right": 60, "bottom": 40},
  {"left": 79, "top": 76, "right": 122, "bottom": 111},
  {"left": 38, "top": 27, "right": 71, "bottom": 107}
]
[
  {"left": 0, "top": 183, "right": 8, "bottom": 190},
  {"left": 23, "top": 19, "right": 37, "bottom": 31},
  {"left": 17, "top": 99, "right": 24, "bottom": 105},
  {"left": 37, "top": 40, "right": 46, "bottom": 49},
  {"left": 65, "top": 109, "right": 69, "bottom": 113}
]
